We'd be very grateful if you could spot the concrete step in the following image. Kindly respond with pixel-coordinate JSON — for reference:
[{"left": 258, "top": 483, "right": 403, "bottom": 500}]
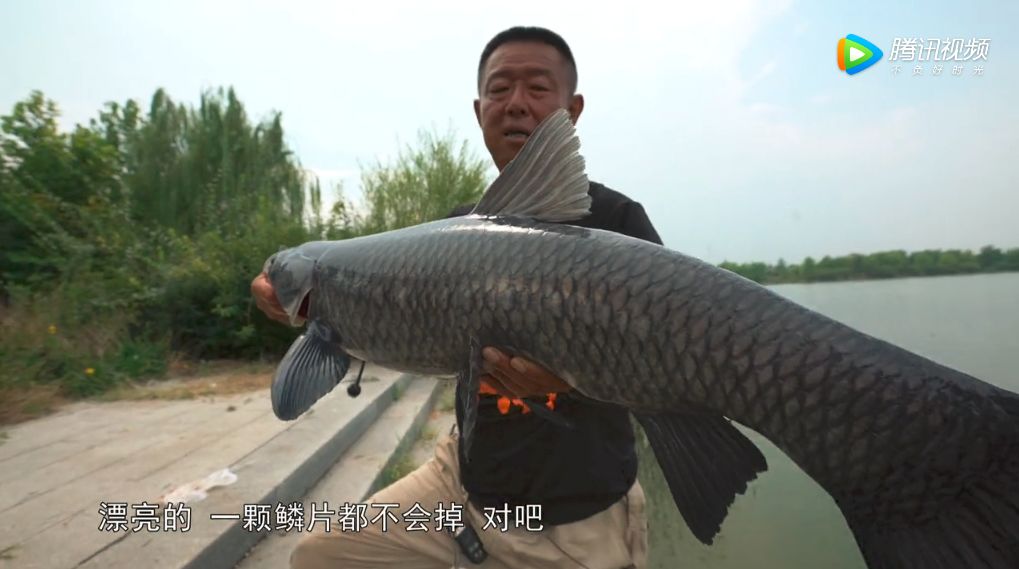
[
  {"left": 70, "top": 366, "right": 415, "bottom": 569},
  {"left": 233, "top": 376, "right": 443, "bottom": 569}
]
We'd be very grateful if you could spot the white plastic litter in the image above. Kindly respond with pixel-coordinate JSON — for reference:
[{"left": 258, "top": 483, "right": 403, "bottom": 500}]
[{"left": 158, "top": 467, "right": 238, "bottom": 504}]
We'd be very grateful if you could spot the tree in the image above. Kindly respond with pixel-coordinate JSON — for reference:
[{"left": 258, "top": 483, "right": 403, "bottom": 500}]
[
  {"left": 978, "top": 245, "right": 1004, "bottom": 271},
  {"left": 95, "top": 87, "right": 317, "bottom": 237},
  {"left": 354, "top": 127, "right": 489, "bottom": 234},
  {"left": 323, "top": 181, "right": 359, "bottom": 240},
  {"left": 1, "top": 87, "right": 328, "bottom": 373},
  {"left": 802, "top": 257, "right": 816, "bottom": 281},
  {"left": 772, "top": 258, "right": 788, "bottom": 282},
  {"left": 0, "top": 91, "right": 123, "bottom": 287},
  {"left": 1003, "top": 248, "right": 1019, "bottom": 271}
]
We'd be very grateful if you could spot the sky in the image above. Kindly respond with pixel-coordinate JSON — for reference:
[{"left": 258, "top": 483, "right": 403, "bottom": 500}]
[{"left": 2, "top": 0, "right": 1017, "bottom": 264}]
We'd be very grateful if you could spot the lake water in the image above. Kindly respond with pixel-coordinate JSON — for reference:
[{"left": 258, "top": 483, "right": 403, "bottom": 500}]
[{"left": 637, "top": 272, "right": 1019, "bottom": 569}]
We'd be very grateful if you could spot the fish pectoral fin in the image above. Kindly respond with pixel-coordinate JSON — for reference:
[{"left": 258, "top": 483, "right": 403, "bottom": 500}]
[
  {"left": 271, "top": 322, "right": 351, "bottom": 421},
  {"left": 458, "top": 337, "right": 486, "bottom": 464},
  {"left": 633, "top": 411, "right": 767, "bottom": 545},
  {"left": 470, "top": 108, "right": 591, "bottom": 222}
]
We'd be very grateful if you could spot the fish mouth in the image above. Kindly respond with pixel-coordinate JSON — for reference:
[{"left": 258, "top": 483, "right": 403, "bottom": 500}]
[
  {"left": 283, "top": 290, "right": 311, "bottom": 327},
  {"left": 265, "top": 249, "right": 317, "bottom": 327}
]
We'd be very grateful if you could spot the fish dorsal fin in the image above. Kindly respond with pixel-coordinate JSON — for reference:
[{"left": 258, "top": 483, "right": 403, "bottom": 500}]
[{"left": 470, "top": 108, "right": 591, "bottom": 222}]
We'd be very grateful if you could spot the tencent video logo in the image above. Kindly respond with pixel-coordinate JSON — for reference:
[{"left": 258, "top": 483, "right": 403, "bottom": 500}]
[{"left": 837, "top": 34, "right": 883, "bottom": 75}]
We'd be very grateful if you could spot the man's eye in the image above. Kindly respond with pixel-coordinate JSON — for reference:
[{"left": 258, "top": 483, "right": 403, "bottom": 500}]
[{"left": 489, "top": 85, "right": 509, "bottom": 94}]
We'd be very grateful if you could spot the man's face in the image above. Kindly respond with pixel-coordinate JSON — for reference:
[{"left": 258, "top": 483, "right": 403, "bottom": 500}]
[{"left": 475, "top": 41, "right": 584, "bottom": 171}]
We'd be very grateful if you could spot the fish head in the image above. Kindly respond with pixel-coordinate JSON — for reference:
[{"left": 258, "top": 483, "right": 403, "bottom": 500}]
[{"left": 263, "top": 247, "right": 316, "bottom": 327}]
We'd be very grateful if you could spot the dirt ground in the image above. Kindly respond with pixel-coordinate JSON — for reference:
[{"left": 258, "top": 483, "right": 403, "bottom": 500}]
[{"left": 0, "top": 360, "right": 276, "bottom": 426}]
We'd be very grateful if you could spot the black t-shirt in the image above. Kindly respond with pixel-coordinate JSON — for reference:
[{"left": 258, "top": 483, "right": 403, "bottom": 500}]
[{"left": 447, "top": 181, "right": 664, "bottom": 525}]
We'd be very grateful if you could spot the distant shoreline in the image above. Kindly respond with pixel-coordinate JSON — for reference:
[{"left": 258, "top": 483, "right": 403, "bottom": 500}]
[
  {"left": 718, "top": 246, "right": 1019, "bottom": 285},
  {"left": 760, "top": 269, "right": 1019, "bottom": 286}
]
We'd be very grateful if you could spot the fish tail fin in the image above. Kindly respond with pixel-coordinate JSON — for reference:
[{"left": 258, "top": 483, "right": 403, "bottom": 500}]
[
  {"left": 845, "top": 391, "right": 1019, "bottom": 569},
  {"left": 271, "top": 321, "right": 350, "bottom": 420}
]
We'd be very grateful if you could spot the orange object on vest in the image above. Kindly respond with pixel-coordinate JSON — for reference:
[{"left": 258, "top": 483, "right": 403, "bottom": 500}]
[{"left": 480, "top": 380, "right": 558, "bottom": 415}]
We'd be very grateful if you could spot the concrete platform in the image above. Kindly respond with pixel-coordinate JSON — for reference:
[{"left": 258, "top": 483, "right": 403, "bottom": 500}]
[
  {"left": 234, "top": 376, "right": 443, "bottom": 569},
  {"left": 0, "top": 365, "right": 435, "bottom": 569}
]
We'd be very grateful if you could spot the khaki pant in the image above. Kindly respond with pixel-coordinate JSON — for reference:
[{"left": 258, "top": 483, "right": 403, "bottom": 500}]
[{"left": 291, "top": 431, "right": 648, "bottom": 569}]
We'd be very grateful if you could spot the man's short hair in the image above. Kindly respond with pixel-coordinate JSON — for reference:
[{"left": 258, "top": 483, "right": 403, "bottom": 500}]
[{"left": 477, "top": 26, "right": 578, "bottom": 95}]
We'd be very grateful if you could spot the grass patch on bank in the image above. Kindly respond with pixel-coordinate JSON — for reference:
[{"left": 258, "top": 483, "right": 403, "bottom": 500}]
[
  {"left": 0, "top": 357, "right": 276, "bottom": 425},
  {"left": 98, "top": 361, "right": 275, "bottom": 401},
  {"left": 377, "top": 453, "right": 418, "bottom": 490},
  {"left": 437, "top": 383, "right": 456, "bottom": 412},
  {"left": 419, "top": 425, "right": 438, "bottom": 442},
  {"left": 0, "top": 384, "right": 69, "bottom": 425},
  {"left": 0, "top": 544, "right": 20, "bottom": 561}
]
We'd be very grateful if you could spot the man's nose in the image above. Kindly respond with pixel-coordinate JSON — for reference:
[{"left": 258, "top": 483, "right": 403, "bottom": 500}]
[{"left": 505, "top": 85, "right": 529, "bottom": 116}]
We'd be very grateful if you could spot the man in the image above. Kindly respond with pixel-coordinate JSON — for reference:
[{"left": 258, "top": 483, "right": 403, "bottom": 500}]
[{"left": 252, "top": 26, "right": 663, "bottom": 568}]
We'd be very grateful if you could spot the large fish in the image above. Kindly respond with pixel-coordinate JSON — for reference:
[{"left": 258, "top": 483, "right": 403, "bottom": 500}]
[{"left": 263, "top": 109, "right": 1019, "bottom": 569}]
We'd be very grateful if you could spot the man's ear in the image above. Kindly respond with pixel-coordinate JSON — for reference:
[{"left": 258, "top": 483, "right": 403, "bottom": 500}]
[
  {"left": 473, "top": 99, "right": 482, "bottom": 126},
  {"left": 568, "top": 94, "right": 585, "bottom": 124}
]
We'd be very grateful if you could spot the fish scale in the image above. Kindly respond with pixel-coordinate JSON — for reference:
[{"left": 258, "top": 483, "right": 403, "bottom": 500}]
[{"left": 264, "top": 109, "right": 1019, "bottom": 568}]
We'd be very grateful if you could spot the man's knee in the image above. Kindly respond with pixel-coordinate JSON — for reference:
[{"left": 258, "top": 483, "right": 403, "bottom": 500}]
[
  {"left": 289, "top": 532, "right": 355, "bottom": 569},
  {"left": 289, "top": 529, "right": 449, "bottom": 569}
]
